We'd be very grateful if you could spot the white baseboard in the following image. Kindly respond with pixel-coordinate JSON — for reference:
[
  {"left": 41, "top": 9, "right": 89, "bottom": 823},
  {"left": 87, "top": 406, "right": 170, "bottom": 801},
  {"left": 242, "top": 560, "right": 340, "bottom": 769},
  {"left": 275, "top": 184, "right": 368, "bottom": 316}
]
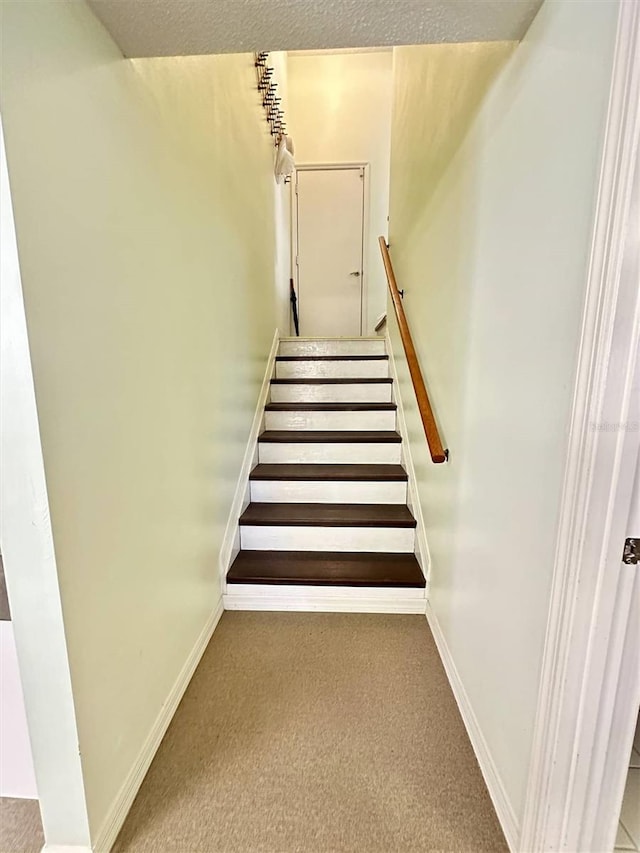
[
  {"left": 224, "top": 585, "right": 426, "bottom": 614},
  {"left": 385, "top": 330, "right": 431, "bottom": 587},
  {"left": 218, "top": 328, "right": 280, "bottom": 591},
  {"left": 91, "top": 599, "right": 224, "bottom": 852},
  {"left": 425, "top": 602, "right": 520, "bottom": 851}
]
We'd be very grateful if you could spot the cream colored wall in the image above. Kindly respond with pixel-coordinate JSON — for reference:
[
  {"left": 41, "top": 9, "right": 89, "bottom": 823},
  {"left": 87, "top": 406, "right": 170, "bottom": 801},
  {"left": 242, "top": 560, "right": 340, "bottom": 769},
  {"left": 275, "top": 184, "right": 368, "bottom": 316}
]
[
  {"left": 388, "top": 0, "right": 619, "bottom": 832},
  {"left": 287, "top": 51, "right": 393, "bottom": 333},
  {"left": 1, "top": 0, "right": 281, "bottom": 844}
]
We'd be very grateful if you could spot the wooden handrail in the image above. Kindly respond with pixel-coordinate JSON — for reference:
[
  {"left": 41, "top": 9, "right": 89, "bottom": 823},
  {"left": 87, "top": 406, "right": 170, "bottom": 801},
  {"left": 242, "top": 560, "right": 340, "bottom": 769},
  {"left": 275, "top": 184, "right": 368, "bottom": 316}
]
[{"left": 379, "top": 237, "right": 448, "bottom": 464}]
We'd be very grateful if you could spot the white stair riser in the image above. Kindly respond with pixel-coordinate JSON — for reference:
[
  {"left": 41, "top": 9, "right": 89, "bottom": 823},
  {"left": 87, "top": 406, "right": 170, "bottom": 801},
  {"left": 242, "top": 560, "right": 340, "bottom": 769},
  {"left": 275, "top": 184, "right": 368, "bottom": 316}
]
[
  {"left": 270, "top": 383, "right": 392, "bottom": 403},
  {"left": 278, "top": 338, "right": 386, "bottom": 357},
  {"left": 275, "top": 360, "right": 389, "bottom": 380},
  {"left": 264, "top": 410, "right": 395, "bottom": 431},
  {"left": 250, "top": 480, "right": 407, "bottom": 504},
  {"left": 258, "top": 442, "right": 402, "bottom": 464},
  {"left": 224, "top": 585, "right": 426, "bottom": 614},
  {"left": 240, "top": 525, "right": 415, "bottom": 553}
]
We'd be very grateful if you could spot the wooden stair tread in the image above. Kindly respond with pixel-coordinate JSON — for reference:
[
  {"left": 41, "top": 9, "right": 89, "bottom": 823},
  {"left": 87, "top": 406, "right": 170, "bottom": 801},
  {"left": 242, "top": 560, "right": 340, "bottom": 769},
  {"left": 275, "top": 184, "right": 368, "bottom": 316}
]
[
  {"left": 250, "top": 464, "right": 408, "bottom": 482},
  {"left": 227, "top": 551, "right": 425, "bottom": 588},
  {"left": 259, "top": 430, "right": 402, "bottom": 443},
  {"left": 239, "top": 503, "right": 416, "bottom": 527},
  {"left": 271, "top": 378, "right": 393, "bottom": 385},
  {"left": 265, "top": 402, "right": 396, "bottom": 412},
  {"left": 276, "top": 355, "right": 389, "bottom": 362}
]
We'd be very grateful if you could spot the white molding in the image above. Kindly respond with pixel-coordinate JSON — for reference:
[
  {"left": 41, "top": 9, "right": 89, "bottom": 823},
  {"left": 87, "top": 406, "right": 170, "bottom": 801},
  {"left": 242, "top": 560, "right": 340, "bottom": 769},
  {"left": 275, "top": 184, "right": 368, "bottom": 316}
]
[
  {"left": 426, "top": 602, "right": 520, "bottom": 852},
  {"left": 224, "top": 585, "right": 426, "bottom": 614},
  {"left": 218, "top": 328, "right": 280, "bottom": 593},
  {"left": 521, "top": 3, "right": 640, "bottom": 851},
  {"left": 92, "top": 599, "right": 224, "bottom": 852},
  {"left": 42, "top": 847, "right": 92, "bottom": 853},
  {"left": 0, "top": 622, "right": 38, "bottom": 798},
  {"left": 385, "top": 329, "right": 431, "bottom": 586}
]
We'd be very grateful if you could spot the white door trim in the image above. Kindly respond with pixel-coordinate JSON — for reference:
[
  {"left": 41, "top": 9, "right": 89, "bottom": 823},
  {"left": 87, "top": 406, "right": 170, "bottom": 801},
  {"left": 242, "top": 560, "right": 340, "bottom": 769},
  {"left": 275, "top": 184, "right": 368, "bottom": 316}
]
[
  {"left": 0, "top": 117, "right": 92, "bottom": 847},
  {"left": 521, "top": 3, "right": 640, "bottom": 851},
  {"left": 293, "top": 162, "right": 370, "bottom": 336}
]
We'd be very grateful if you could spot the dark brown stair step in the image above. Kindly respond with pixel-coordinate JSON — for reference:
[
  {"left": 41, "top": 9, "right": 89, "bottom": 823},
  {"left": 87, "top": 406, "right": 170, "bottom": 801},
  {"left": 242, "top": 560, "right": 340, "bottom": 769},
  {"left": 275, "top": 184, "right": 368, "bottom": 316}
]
[
  {"left": 239, "top": 503, "right": 416, "bottom": 528},
  {"left": 259, "top": 430, "right": 402, "bottom": 443},
  {"left": 271, "top": 378, "right": 393, "bottom": 385},
  {"left": 265, "top": 402, "right": 396, "bottom": 412},
  {"left": 250, "top": 464, "right": 408, "bottom": 482},
  {"left": 227, "top": 551, "right": 425, "bottom": 588},
  {"left": 276, "top": 355, "right": 389, "bottom": 362}
]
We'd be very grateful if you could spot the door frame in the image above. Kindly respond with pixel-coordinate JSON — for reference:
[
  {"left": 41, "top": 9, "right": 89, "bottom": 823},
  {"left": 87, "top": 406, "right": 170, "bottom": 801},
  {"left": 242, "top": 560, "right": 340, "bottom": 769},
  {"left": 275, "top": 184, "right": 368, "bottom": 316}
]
[
  {"left": 292, "top": 162, "right": 370, "bottom": 337},
  {"left": 0, "top": 116, "right": 93, "bottom": 846},
  {"left": 520, "top": 3, "right": 640, "bottom": 850}
]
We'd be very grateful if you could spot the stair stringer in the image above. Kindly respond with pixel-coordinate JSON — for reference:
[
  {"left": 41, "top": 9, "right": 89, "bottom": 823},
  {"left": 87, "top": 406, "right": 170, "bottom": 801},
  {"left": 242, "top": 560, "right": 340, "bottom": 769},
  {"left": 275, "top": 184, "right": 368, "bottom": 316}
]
[
  {"left": 218, "top": 327, "right": 280, "bottom": 596},
  {"left": 385, "top": 329, "right": 432, "bottom": 597}
]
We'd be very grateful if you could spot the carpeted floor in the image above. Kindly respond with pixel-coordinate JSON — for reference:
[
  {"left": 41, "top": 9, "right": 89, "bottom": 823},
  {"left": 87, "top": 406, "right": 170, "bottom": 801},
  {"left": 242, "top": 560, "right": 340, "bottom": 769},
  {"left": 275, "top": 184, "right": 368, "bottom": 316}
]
[
  {"left": 114, "top": 612, "right": 507, "bottom": 853},
  {"left": 0, "top": 798, "right": 44, "bottom": 853}
]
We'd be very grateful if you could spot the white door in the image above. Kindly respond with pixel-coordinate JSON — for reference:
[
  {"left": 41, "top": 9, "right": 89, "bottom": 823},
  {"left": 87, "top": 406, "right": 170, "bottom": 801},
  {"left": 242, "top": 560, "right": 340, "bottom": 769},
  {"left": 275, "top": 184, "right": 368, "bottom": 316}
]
[{"left": 295, "top": 167, "right": 364, "bottom": 337}]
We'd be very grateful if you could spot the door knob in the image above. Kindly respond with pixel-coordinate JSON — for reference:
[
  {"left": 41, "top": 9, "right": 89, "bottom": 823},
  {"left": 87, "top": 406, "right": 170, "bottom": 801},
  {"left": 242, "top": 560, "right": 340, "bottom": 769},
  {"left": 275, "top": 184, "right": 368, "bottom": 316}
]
[{"left": 350, "top": 271, "right": 361, "bottom": 277}]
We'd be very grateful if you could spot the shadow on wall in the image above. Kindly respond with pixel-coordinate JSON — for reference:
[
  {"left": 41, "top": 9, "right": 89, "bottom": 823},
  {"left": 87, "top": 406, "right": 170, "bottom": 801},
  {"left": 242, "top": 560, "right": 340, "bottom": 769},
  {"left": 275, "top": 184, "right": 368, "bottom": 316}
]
[
  {"left": 132, "top": 53, "right": 280, "bottom": 366},
  {"left": 388, "top": 41, "right": 517, "bottom": 567},
  {"left": 390, "top": 42, "right": 515, "bottom": 244}
]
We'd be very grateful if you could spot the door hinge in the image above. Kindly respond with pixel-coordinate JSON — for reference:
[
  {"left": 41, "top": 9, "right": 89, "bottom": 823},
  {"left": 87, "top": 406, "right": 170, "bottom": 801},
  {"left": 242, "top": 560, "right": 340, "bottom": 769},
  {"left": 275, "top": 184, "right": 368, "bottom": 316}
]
[{"left": 622, "top": 538, "right": 640, "bottom": 565}]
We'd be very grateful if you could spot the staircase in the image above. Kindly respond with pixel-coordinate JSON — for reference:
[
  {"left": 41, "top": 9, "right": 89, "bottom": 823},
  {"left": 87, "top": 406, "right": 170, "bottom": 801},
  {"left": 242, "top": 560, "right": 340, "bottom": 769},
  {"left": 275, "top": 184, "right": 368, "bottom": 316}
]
[{"left": 225, "top": 336, "right": 426, "bottom": 612}]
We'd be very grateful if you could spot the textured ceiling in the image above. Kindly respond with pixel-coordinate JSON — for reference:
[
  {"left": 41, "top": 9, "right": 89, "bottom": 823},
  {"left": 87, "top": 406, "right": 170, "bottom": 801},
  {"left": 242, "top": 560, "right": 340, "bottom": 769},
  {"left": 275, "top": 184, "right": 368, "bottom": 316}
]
[{"left": 87, "top": 0, "right": 544, "bottom": 58}]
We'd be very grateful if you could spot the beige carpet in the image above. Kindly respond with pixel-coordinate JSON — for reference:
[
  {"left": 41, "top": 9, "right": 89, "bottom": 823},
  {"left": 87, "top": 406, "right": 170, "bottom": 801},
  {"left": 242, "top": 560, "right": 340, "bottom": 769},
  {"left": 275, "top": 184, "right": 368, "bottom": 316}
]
[
  {"left": 115, "top": 612, "right": 507, "bottom": 852},
  {"left": 0, "top": 798, "right": 44, "bottom": 853}
]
